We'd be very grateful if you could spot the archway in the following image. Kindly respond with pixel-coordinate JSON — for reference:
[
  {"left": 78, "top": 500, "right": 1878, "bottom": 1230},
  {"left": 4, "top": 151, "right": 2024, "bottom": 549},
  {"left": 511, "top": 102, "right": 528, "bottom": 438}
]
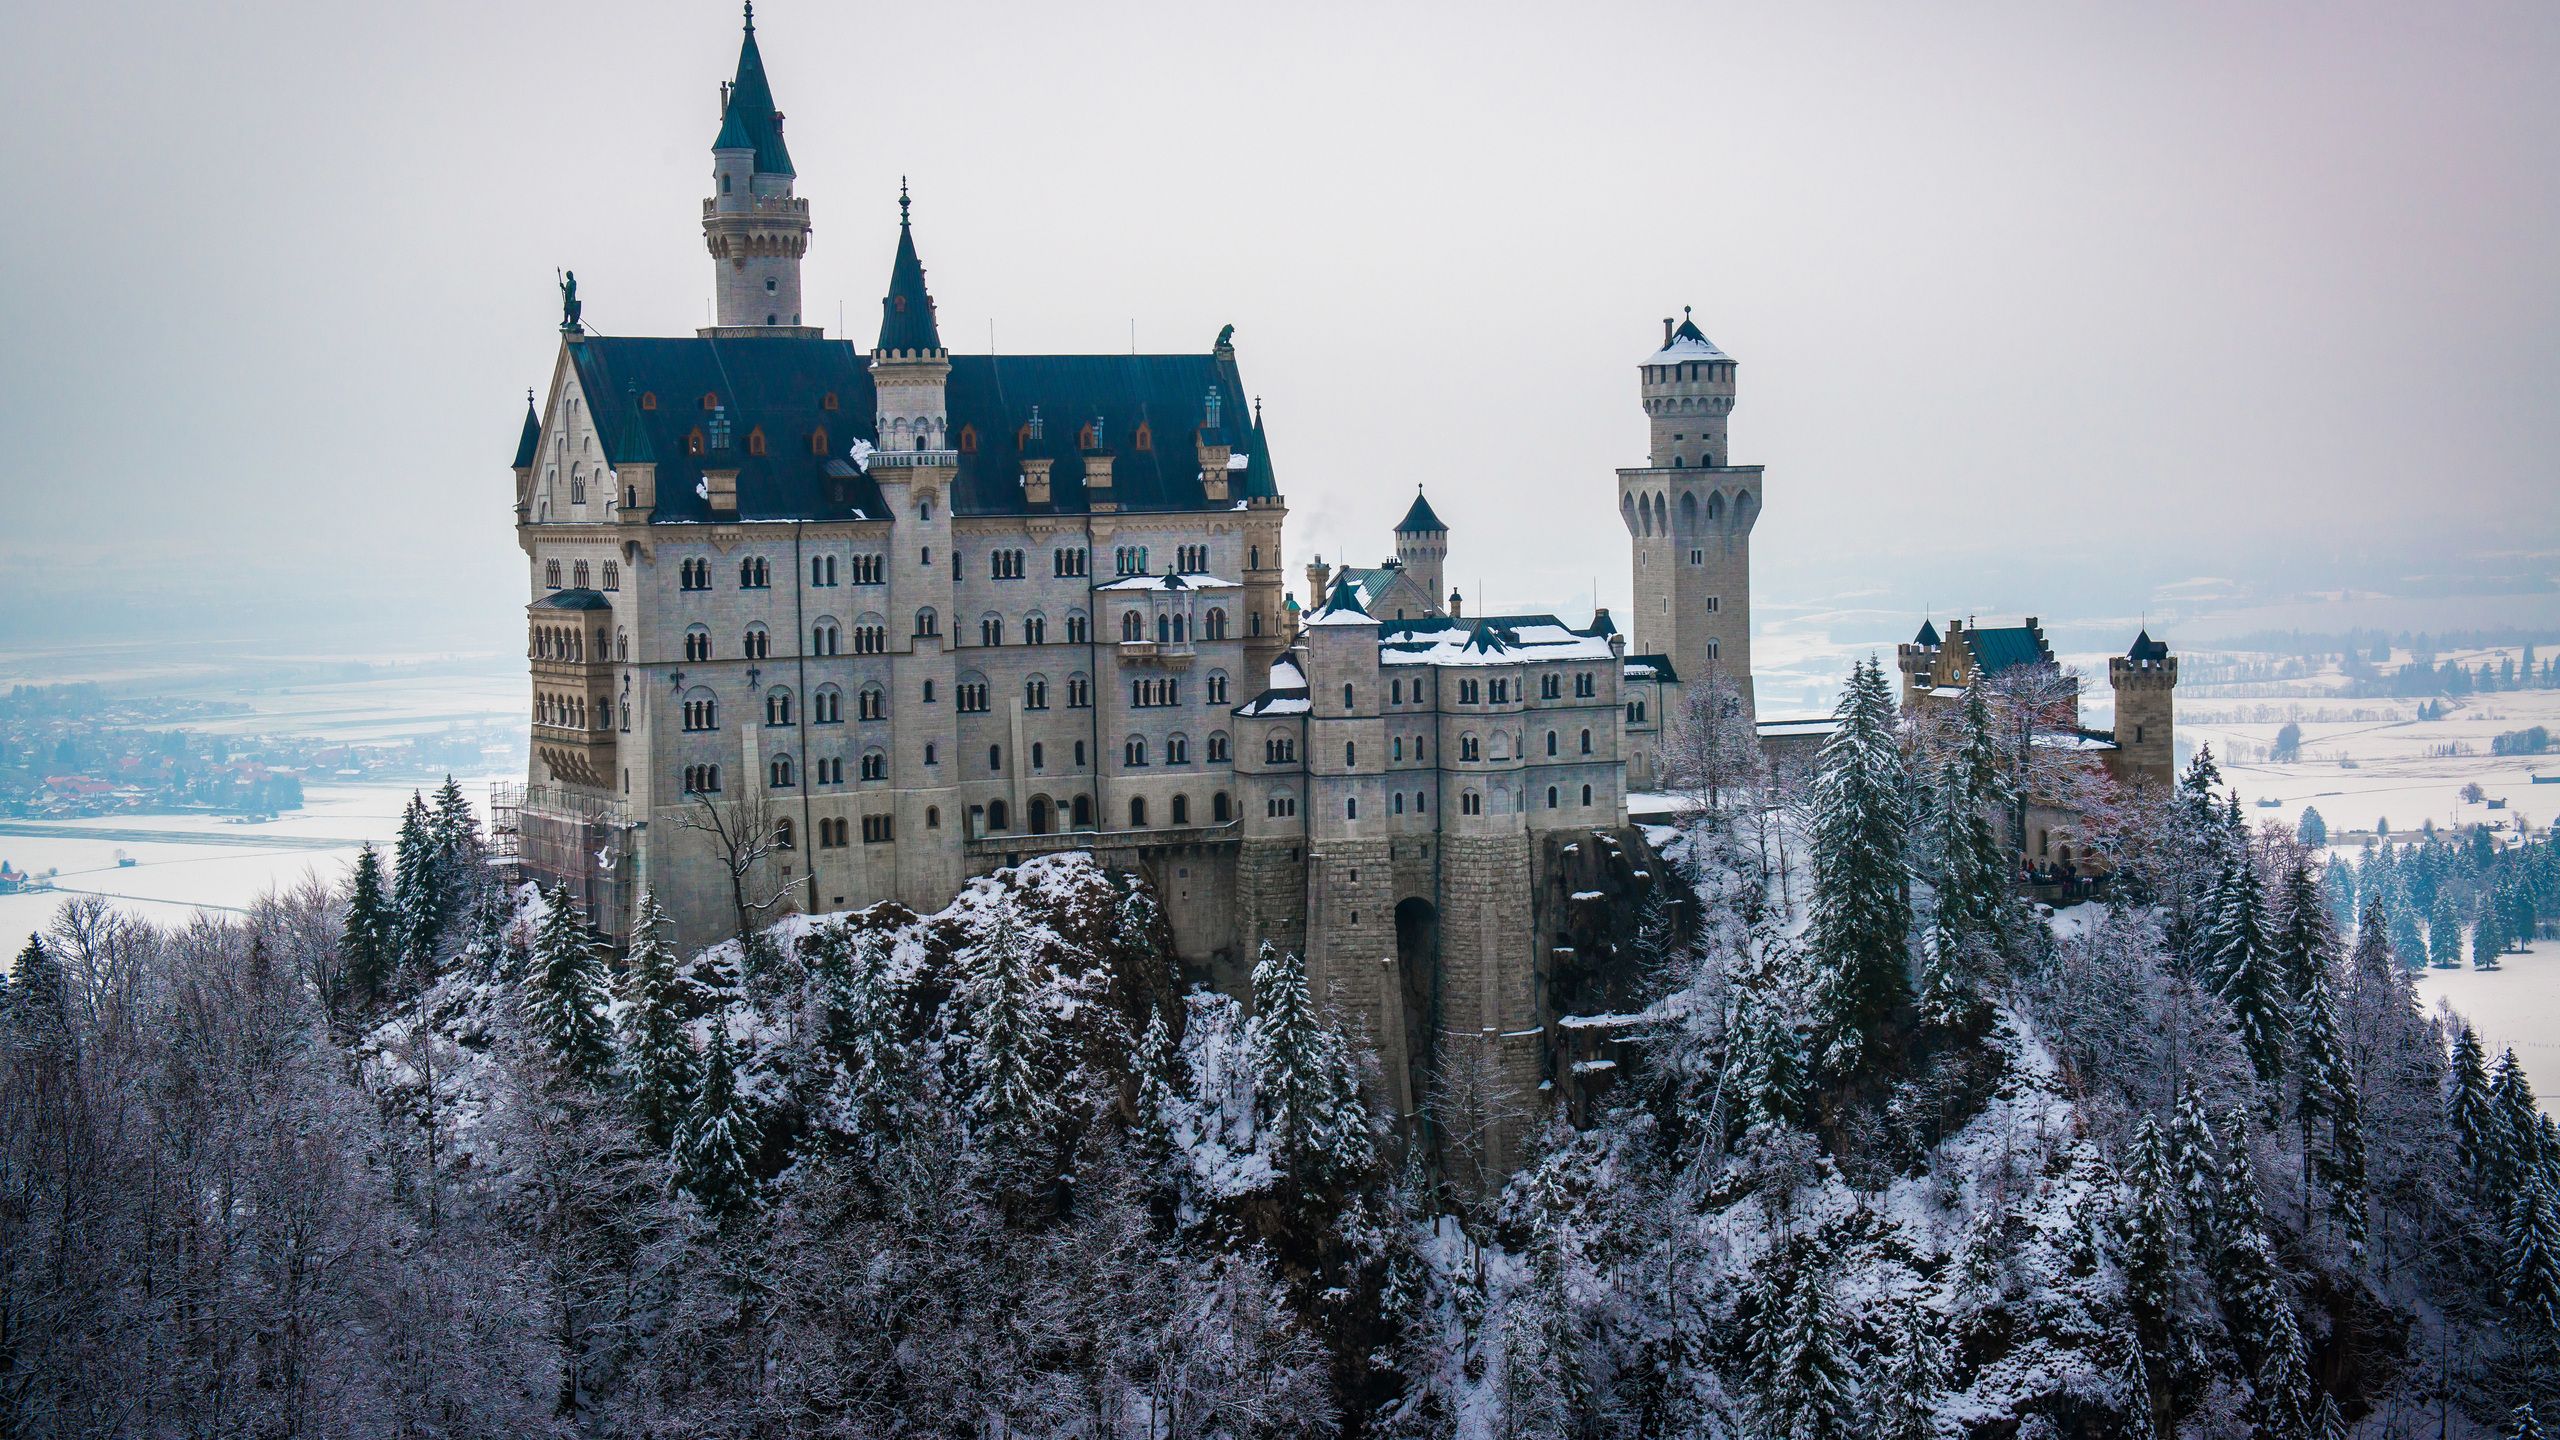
[{"left": 1030, "top": 795, "right": 1054, "bottom": 835}]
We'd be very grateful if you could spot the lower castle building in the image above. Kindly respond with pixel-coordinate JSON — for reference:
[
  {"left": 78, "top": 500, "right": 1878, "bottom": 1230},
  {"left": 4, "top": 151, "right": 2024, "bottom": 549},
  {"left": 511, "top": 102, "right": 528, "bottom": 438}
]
[{"left": 506, "top": 9, "right": 1767, "bottom": 1159}]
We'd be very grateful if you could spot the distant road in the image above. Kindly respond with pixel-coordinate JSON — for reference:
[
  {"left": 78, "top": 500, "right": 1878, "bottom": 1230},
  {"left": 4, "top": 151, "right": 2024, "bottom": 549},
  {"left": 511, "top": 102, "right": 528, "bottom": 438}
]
[{"left": 0, "top": 822, "right": 363, "bottom": 852}]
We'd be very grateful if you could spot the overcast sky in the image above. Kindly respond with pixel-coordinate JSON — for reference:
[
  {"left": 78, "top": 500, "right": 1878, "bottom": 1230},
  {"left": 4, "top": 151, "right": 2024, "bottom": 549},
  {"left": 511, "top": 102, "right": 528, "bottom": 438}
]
[{"left": 3, "top": 0, "right": 2554, "bottom": 654}]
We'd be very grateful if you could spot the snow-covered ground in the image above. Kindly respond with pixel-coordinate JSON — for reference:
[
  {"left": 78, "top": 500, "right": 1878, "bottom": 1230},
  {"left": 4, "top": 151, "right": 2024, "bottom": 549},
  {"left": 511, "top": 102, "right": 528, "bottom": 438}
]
[
  {"left": 2417, "top": 946, "right": 2560, "bottom": 1117},
  {"left": 2182, "top": 683, "right": 2560, "bottom": 841}
]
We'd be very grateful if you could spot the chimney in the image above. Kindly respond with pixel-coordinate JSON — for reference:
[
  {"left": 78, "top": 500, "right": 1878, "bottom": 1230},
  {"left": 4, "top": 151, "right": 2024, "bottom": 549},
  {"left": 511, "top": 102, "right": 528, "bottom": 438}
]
[
  {"left": 1662, "top": 317, "right": 1675, "bottom": 347},
  {"left": 1448, "top": 589, "right": 1464, "bottom": 619},
  {"left": 1020, "top": 456, "right": 1053, "bottom": 507}
]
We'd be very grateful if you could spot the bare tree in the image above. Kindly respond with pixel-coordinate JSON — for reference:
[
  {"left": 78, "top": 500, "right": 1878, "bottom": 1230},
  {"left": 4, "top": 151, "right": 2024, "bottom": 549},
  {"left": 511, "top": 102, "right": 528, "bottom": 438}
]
[
  {"left": 669, "top": 786, "right": 800, "bottom": 947},
  {"left": 1423, "top": 1032, "right": 1535, "bottom": 1212},
  {"left": 1659, "top": 668, "right": 1766, "bottom": 822}
]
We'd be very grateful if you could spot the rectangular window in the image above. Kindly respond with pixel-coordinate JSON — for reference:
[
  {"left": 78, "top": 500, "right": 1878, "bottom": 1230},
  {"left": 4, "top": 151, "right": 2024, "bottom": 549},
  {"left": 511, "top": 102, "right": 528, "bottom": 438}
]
[{"left": 863, "top": 814, "right": 895, "bottom": 843}]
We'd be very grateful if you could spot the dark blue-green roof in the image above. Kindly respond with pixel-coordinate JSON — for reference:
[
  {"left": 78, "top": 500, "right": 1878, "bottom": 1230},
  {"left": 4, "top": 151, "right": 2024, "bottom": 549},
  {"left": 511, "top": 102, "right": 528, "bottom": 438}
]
[
  {"left": 558, "top": 335, "right": 1279, "bottom": 523},
  {"left": 713, "top": 7, "right": 793, "bottom": 176},
  {"left": 2128, "top": 629, "right": 2169, "bottom": 663},
  {"left": 1395, "top": 488, "right": 1447, "bottom": 534},
  {"left": 1965, "top": 624, "right": 2052, "bottom": 676},
  {"left": 1913, "top": 619, "right": 1940, "bottom": 647},
  {"left": 512, "top": 395, "right": 540, "bottom": 469},
  {"left": 876, "top": 193, "right": 942, "bottom": 354}
]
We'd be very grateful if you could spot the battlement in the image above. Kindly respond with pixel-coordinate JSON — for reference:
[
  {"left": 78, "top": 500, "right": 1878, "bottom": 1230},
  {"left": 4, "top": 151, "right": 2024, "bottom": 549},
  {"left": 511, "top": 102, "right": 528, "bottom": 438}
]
[{"left": 2109, "top": 653, "right": 2179, "bottom": 689}]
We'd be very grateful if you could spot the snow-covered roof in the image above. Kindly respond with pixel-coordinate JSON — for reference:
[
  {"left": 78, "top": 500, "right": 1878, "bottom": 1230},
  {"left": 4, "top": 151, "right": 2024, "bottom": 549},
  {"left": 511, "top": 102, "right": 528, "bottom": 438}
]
[
  {"left": 1756, "top": 717, "right": 1840, "bottom": 739},
  {"left": 2034, "top": 732, "right": 2120, "bottom": 753},
  {"left": 1234, "top": 653, "right": 1312, "bottom": 717},
  {"left": 1643, "top": 332, "right": 1729, "bottom": 366},
  {"left": 1267, "top": 656, "right": 1305, "bottom": 691},
  {"left": 1092, "top": 571, "right": 1241, "bottom": 592},
  {"left": 1377, "top": 615, "right": 1615, "bottom": 668}
]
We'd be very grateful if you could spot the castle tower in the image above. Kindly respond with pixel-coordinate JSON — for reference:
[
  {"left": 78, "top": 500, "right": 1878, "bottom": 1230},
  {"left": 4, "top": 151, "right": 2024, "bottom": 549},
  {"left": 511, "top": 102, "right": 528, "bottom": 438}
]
[
  {"left": 2109, "top": 631, "right": 2178, "bottom": 790},
  {"left": 1393, "top": 487, "right": 1449, "bottom": 618},
  {"left": 1238, "top": 389, "right": 1291, "bottom": 681},
  {"left": 702, "top": 4, "right": 816, "bottom": 337},
  {"left": 1295, "top": 578, "right": 1405, "bottom": 1122},
  {"left": 1618, "top": 308, "right": 1759, "bottom": 710},
  {"left": 1895, "top": 618, "right": 1943, "bottom": 711}
]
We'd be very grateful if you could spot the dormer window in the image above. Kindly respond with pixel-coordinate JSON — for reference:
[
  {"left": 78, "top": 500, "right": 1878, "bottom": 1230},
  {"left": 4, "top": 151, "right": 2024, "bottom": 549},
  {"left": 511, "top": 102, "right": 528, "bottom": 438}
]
[
  {"left": 640, "top": 392, "right": 657, "bottom": 411},
  {"left": 892, "top": 294, "right": 908, "bottom": 314},
  {"left": 1079, "top": 422, "right": 1098, "bottom": 450},
  {"left": 747, "top": 426, "right": 767, "bottom": 457},
  {"left": 822, "top": 391, "right": 840, "bottom": 411},
  {"left": 701, "top": 392, "right": 719, "bottom": 411},
  {"left": 1133, "top": 421, "right": 1153, "bottom": 452},
  {"left": 958, "top": 424, "right": 978, "bottom": 454},
  {"left": 687, "top": 428, "right": 705, "bottom": 456},
  {"left": 810, "top": 426, "right": 829, "bottom": 456}
]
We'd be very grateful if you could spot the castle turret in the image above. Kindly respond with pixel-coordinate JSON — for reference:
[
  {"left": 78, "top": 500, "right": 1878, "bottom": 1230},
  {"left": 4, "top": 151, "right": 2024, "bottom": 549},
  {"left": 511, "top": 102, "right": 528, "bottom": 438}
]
[
  {"left": 2109, "top": 631, "right": 2178, "bottom": 790},
  {"left": 701, "top": 4, "right": 815, "bottom": 336},
  {"left": 1896, "top": 618, "right": 1943, "bottom": 711},
  {"left": 871, "top": 182, "right": 949, "bottom": 455},
  {"left": 1619, "top": 306, "right": 1760, "bottom": 711},
  {"left": 1393, "top": 487, "right": 1449, "bottom": 618}
]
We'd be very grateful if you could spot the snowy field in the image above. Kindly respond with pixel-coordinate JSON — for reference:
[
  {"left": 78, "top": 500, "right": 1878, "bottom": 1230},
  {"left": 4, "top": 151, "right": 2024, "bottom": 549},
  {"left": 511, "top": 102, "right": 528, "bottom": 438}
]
[{"left": 2415, "top": 949, "right": 2560, "bottom": 1117}]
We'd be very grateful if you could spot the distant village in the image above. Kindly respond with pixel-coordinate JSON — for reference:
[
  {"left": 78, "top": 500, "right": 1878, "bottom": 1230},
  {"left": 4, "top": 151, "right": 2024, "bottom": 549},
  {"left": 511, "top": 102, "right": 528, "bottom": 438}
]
[{"left": 0, "top": 682, "right": 516, "bottom": 825}]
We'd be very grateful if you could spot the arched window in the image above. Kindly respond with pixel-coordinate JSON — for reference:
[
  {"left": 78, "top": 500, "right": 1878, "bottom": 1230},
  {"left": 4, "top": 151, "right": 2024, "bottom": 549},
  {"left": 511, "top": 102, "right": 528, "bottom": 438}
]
[
  {"left": 1343, "top": 684, "right": 1355, "bottom": 710},
  {"left": 860, "top": 749, "right": 886, "bottom": 781},
  {"left": 1122, "top": 611, "right": 1144, "bottom": 642},
  {"left": 1129, "top": 796, "right": 1149, "bottom": 827},
  {"left": 770, "top": 755, "right": 795, "bottom": 789},
  {"left": 987, "top": 799, "right": 1009, "bottom": 831},
  {"left": 1157, "top": 613, "right": 1171, "bottom": 644},
  {"left": 915, "top": 607, "right": 939, "bottom": 637},
  {"left": 1204, "top": 608, "right": 1227, "bottom": 640},
  {"left": 1206, "top": 671, "right": 1230, "bottom": 705},
  {"left": 743, "top": 623, "right": 771, "bottom": 659},
  {"left": 1462, "top": 790, "right": 1481, "bottom": 816},
  {"left": 1546, "top": 730, "right": 1558, "bottom": 756},
  {"left": 1024, "top": 612, "right": 1047, "bottom": 645},
  {"left": 1171, "top": 794, "right": 1189, "bottom": 825},
  {"left": 1031, "top": 741, "right": 1045, "bottom": 770},
  {"left": 981, "top": 614, "right": 1003, "bottom": 647},
  {"left": 918, "top": 496, "right": 934, "bottom": 520},
  {"left": 1547, "top": 786, "right": 1559, "bottom": 809},
  {"left": 682, "top": 688, "right": 718, "bottom": 731},
  {"left": 812, "top": 619, "right": 841, "bottom": 656},
  {"left": 958, "top": 423, "right": 978, "bottom": 454},
  {"left": 814, "top": 685, "right": 843, "bottom": 723},
  {"left": 1581, "top": 783, "right": 1594, "bottom": 806},
  {"left": 1680, "top": 491, "right": 1699, "bottom": 530},
  {"left": 1124, "top": 735, "right": 1148, "bottom": 767},
  {"left": 988, "top": 744, "right": 1003, "bottom": 773},
  {"left": 859, "top": 685, "right": 886, "bottom": 721},
  {"left": 1072, "top": 795, "right": 1093, "bottom": 827},
  {"left": 1207, "top": 730, "right": 1230, "bottom": 762},
  {"left": 1345, "top": 741, "right": 1356, "bottom": 768},
  {"left": 1580, "top": 728, "right": 1593, "bottom": 754},
  {"left": 1213, "top": 792, "right": 1231, "bottom": 822},
  {"left": 765, "top": 688, "right": 794, "bottom": 726}
]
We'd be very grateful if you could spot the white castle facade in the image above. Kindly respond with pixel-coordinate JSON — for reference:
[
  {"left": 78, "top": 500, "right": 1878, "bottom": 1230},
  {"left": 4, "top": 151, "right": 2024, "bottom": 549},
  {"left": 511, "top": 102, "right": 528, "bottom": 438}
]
[{"left": 507, "top": 9, "right": 1765, "bottom": 1156}]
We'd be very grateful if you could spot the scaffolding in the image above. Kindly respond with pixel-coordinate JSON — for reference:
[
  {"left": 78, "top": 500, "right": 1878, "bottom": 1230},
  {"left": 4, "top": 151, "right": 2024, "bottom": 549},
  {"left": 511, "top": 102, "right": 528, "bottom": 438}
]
[{"left": 496, "top": 782, "right": 635, "bottom": 936}]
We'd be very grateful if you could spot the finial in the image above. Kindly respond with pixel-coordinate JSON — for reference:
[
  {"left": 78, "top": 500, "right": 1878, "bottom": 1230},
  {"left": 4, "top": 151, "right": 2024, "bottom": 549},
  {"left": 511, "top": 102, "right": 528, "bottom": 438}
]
[
  {"left": 1684, "top": 304, "right": 1692, "bottom": 318},
  {"left": 1253, "top": 395, "right": 1263, "bottom": 426},
  {"left": 742, "top": 0, "right": 754, "bottom": 31},
  {"left": 899, "top": 176, "right": 910, "bottom": 226},
  {"left": 527, "top": 387, "right": 535, "bottom": 406}
]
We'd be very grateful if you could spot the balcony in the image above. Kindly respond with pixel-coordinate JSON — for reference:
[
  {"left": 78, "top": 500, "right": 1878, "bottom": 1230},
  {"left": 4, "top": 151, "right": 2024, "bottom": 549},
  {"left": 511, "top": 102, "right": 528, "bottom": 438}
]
[
  {"left": 867, "top": 448, "right": 958, "bottom": 470},
  {"left": 531, "top": 722, "right": 617, "bottom": 790},
  {"left": 1117, "top": 639, "right": 1194, "bottom": 669}
]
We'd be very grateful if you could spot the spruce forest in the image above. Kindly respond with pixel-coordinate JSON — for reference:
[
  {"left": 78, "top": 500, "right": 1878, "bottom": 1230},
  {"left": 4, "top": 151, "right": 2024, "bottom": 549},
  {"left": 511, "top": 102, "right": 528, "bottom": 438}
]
[{"left": 4, "top": 681, "right": 2558, "bottom": 1439}]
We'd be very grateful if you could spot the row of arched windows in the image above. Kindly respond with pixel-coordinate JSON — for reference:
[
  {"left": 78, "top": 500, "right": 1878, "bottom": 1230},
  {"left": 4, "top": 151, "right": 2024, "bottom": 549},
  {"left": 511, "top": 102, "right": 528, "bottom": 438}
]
[{"left": 1625, "top": 487, "right": 1756, "bottom": 538}]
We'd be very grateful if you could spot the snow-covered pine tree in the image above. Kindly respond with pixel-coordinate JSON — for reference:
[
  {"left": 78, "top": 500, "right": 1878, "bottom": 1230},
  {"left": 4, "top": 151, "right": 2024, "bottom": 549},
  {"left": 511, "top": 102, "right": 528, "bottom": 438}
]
[
  {"left": 1724, "top": 987, "right": 1808, "bottom": 1134},
  {"left": 1870, "top": 1295, "right": 1946, "bottom": 1440},
  {"left": 2173, "top": 1083, "right": 2225, "bottom": 1252},
  {"left": 2120, "top": 1114, "right": 2184, "bottom": 1384},
  {"left": 2447, "top": 1023, "right": 2497, "bottom": 1191},
  {"left": 1246, "top": 941, "right": 1373, "bottom": 1202},
  {"left": 1131, "top": 1003, "right": 1181, "bottom": 1180},
  {"left": 1763, "top": 1261, "right": 1859, "bottom": 1440},
  {"left": 2504, "top": 1172, "right": 2560, "bottom": 1337},
  {"left": 2388, "top": 897, "right": 2429, "bottom": 973},
  {"left": 618, "top": 890, "right": 693, "bottom": 1146},
  {"left": 2204, "top": 846, "right": 2290, "bottom": 1089},
  {"left": 2270, "top": 857, "right": 2335, "bottom": 1003},
  {"left": 2513, "top": 1402, "right": 2548, "bottom": 1440},
  {"left": 2292, "top": 960, "right": 2365, "bottom": 1252},
  {"left": 2488, "top": 1048, "right": 2545, "bottom": 1196},
  {"left": 523, "top": 885, "right": 615, "bottom": 1079},
  {"left": 2320, "top": 857, "right": 2357, "bottom": 933},
  {"left": 2428, "top": 889, "right": 2463, "bottom": 968},
  {"left": 959, "top": 909, "right": 1062, "bottom": 1198},
  {"left": 1804, "top": 657, "right": 1912, "bottom": 1075},
  {"left": 430, "top": 775, "right": 481, "bottom": 877},
  {"left": 2207, "top": 1110, "right": 2292, "bottom": 1375},
  {"left": 390, "top": 792, "right": 448, "bottom": 982},
  {"left": 672, "top": 1015, "right": 757, "bottom": 1219},
  {"left": 1919, "top": 760, "right": 1987, "bottom": 1029},
  {"left": 341, "top": 839, "right": 396, "bottom": 1005},
  {"left": 829, "top": 928, "right": 915, "bottom": 1172},
  {"left": 2250, "top": 1302, "right": 2321, "bottom": 1440}
]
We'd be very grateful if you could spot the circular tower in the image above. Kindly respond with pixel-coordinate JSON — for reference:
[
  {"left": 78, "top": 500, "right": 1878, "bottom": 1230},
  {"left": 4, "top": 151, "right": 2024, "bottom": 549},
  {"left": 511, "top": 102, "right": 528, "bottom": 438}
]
[{"left": 1393, "top": 486, "right": 1449, "bottom": 618}]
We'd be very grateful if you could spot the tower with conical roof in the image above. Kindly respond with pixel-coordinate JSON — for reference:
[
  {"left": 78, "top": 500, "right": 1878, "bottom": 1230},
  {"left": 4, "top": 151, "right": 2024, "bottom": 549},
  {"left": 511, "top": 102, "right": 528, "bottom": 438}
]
[
  {"left": 1618, "top": 306, "right": 1760, "bottom": 713},
  {"left": 2108, "top": 630, "right": 2178, "bottom": 789},
  {"left": 1393, "top": 486, "right": 1450, "bottom": 618},
  {"left": 702, "top": 3, "right": 816, "bottom": 336}
]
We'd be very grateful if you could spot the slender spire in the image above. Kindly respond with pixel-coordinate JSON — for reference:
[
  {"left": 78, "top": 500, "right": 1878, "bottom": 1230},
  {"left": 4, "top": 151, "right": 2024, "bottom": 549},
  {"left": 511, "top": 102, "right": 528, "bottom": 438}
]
[
  {"left": 876, "top": 183, "right": 942, "bottom": 353},
  {"left": 713, "top": 3, "right": 793, "bottom": 175},
  {"left": 513, "top": 389, "right": 542, "bottom": 469}
]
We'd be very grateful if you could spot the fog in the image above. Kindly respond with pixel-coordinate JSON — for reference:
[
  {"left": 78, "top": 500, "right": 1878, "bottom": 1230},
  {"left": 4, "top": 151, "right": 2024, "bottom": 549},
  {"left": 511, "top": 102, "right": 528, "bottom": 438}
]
[{"left": 2, "top": 0, "right": 2554, "bottom": 659}]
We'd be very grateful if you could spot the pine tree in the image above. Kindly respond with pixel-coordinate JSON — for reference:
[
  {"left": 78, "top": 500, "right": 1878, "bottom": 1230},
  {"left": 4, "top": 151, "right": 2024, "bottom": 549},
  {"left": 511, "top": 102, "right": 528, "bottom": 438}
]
[
  {"left": 2121, "top": 1117, "right": 2183, "bottom": 1375},
  {"left": 1804, "top": 658, "right": 1911, "bottom": 1075},
  {"left": 390, "top": 792, "right": 448, "bottom": 982},
  {"left": 2489, "top": 1048, "right": 2545, "bottom": 1196},
  {"left": 960, "top": 910, "right": 1061, "bottom": 1196},
  {"left": 1871, "top": 1296, "right": 1946, "bottom": 1440},
  {"left": 1764, "top": 1262, "right": 1859, "bottom": 1440},
  {"left": 341, "top": 840, "right": 396, "bottom": 1004},
  {"left": 4, "top": 934, "right": 70, "bottom": 1055},
  {"left": 2297, "top": 806, "right": 2328, "bottom": 848},
  {"left": 2250, "top": 1303, "right": 2320, "bottom": 1440},
  {"left": 618, "top": 890, "right": 693, "bottom": 1146},
  {"left": 1131, "top": 1004, "right": 1182, "bottom": 1179},
  {"left": 2320, "top": 857, "right": 2357, "bottom": 934},
  {"left": 2270, "top": 858, "right": 2335, "bottom": 1003},
  {"left": 2206, "top": 847, "right": 2290, "bottom": 1089},
  {"left": 430, "top": 775, "right": 480, "bottom": 874},
  {"left": 2206, "top": 1112, "right": 2292, "bottom": 1375},
  {"left": 2428, "top": 888, "right": 2463, "bottom": 968},
  {"left": 2503, "top": 1171, "right": 2560, "bottom": 1336},
  {"left": 1247, "top": 942, "right": 1373, "bottom": 1201},
  {"left": 523, "top": 885, "right": 614, "bottom": 1079},
  {"left": 2173, "top": 1083, "right": 2225, "bottom": 1253},
  {"left": 2448, "top": 1023, "right": 2497, "bottom": 1190},
  {"left": 2473, "top": 895, "right": 2505, "bottom": 969},
  {"left": 2515, "top": 1402, "right": 2549, "bottom": 1440},
  {"left": 2293, "top": 961, "right": 2365, "bottom": 1251},
  {"left": 672, "top": 1017, "right": 757, "bottom": 1219},
  {"left": 1920, "top": 758, "right": 1995, "bottom": 1028},
  {"left": 2388, "top": 897, "right": 2429, "bottom": 972},
  {"left": 828, "top": 929, "right": 915, "bottom": 1171}
]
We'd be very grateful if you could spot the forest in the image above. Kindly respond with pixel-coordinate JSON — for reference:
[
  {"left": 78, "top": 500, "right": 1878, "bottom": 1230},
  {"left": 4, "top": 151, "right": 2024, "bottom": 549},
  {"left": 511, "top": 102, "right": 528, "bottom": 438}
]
[{"left": 3, "top": 667, "right": 2558, "bottom": 1437}]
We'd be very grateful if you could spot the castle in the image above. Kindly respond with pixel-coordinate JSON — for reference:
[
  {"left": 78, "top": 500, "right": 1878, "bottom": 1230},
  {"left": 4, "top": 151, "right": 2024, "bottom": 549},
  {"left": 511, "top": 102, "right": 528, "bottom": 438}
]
[{"left": 513, "top": 10, "right": 2191, "bottom": 1159}]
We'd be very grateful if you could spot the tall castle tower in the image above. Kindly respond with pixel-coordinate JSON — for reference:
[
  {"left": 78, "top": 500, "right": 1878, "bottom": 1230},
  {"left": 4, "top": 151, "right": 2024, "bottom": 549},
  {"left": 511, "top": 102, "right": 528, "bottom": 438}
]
[
  {"left": 2109, "top": 631, "right": 2179, "bottom": 789},
  {"left": 1618, "top": 309, "right": 1759, "bottom": 709},
  {"left": 1393, "top": 487, "right": 1450, "bottom": 616},
  {"left": 702, "top": 5, "right": 817, "bottom": 337}
]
